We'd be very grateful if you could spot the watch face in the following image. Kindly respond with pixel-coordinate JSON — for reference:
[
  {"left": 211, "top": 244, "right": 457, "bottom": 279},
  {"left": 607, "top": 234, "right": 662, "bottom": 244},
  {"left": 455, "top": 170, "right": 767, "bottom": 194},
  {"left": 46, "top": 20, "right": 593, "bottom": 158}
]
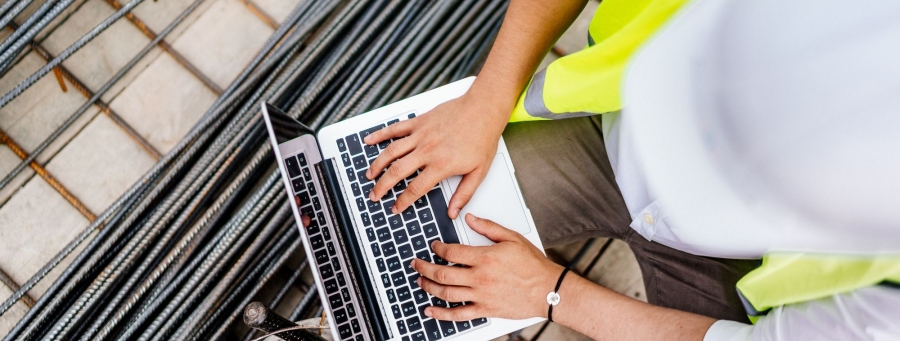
[{"left": 546, "top": 292, "right": 561, "bottom": 306}]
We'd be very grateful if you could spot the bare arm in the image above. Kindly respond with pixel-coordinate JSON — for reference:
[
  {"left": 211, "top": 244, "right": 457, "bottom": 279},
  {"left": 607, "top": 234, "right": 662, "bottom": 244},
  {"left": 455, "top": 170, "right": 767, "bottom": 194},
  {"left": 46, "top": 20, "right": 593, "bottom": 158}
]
[
  {"left": 364, "top": 0, "right": 589, "bottom": 218},
  {"left": 411, "top": 215, "right": 716, "bottom": 341}
]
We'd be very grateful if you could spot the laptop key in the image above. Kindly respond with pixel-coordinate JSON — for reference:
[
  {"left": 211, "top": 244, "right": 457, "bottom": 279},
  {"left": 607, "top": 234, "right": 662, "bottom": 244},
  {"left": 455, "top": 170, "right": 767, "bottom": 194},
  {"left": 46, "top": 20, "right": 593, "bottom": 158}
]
[
  {"left": 361, "top": 212, "right": 372, "bottom": 226},
  {"left": 351, "top": 319, "right": 361, "bottom": 333},
  {"left": 439, "top": 320, "right": 456, "bottom": 337},
  {"left": 394, "top": 230, "right": 409, "bottom": 244},
  {"left": 338, "top": 274, "right": 346, "bottom": 287},
  {"left": 431, "top": 297, "right": 447, "bottom": 308},
  {"left": 407, "top": 316, "right": 422, "bottom": 332},
  {"left": 365, "top": 144, "right": 379, "bottom": 158},
  {"left": 389, "top": 216, "right": 403, "bottom": 230},
  {"left": 291, "top": 178, "right": 305, "bottom": 192},
  {"left": 381, "top": 274, "right": 391, "bottom": 288},
  {"left": 298, "top": 193, "right": 310, "bottom": 208},
  {"left": 391, "top": 271, "right": 406, "bottom": 287},
  {"left": 320, "top": 263, "right": 334, "bottom": 279},
  {"left": 427, "top": 188, "right": 460, "bottom": 244},
  {"left": 360, "top": 124, "right": 386, "bottom": 140},
  {"left": 407, "top": 221, "right": 422, "bottom": 236},
  {"left": 306, "top": 219, "right": 319, "bottom": 235},
  {"left": 322, "top": 226, "right": 331, "bottom": 241},
  {"left": 417, "top": 208, "right": 434, "bottom": 224},
  {"left": 415, "top": 250, "right": 432, "bottom": 263},
  {"left": 312, "top": 197, "right": 321, "bottom": 210},
  {"left": 377, "top": 258, "right": 386, "bottom": 273},
  {"left": 399, "top": 244, "right": 414, "bottom": 260},
  {"left": 408, "top": 113, "right": 416, "bottom": 119},
  {"left": 372, "top": 212, "right": 387, "bottom": 227},
  {"left": 397, "top": 320, "right": 407, "bottom": 335},
  {"left": 408, "top": 273, "right": 420, "bottom": 290},
  {"left": 397, "top": 287, "right": 411, "bottom": 302},
  {"left": 341, "top": 287, "right": 351, "bottom": 303},
  {"left": 341, "top": 153, "right": 351, "bottom": 167},
  {"left": 346, "top": 134, "right": 362, "bottom": 155},
  {"left": 297, "top": 153, "right": 308, "bottom": 166},
  {"left": 394, "top": 179, "right": 407, "bottom": 192},
  {"left": 358, "top": 169, "right": 371, "bottom": 184},
  {"left": 362, "top": 183, "right": 374, "bottom": 198},
  {"left": 332, "top": 257, "right": 341, "bottom": 271},
  {"left": 378, "top": 139, "right": 390, "bottom": 150},
  {"left": 353, "top": 155, "right": 367, "bottom": 170},
  {"left": 315, "top": 250, "right": 329, "bottom": 264},
  {"left": 401, "top": 301, "right": 416, "bottom": 317},
  {"left": 382, "top": 200, "right": 395, "bottom": 214},
  {"left": 412, "top": 236, "right": 427, "bottom": 251},
  {"left": 308, "top": 182, "right": 317, "bottom": 196},
  {"left": 387, "top": 119, "right": 400, "bottom": 126},
  {"left": 356, "top": 198, "right": 366, "bottom": 212},
  {"left": 303, "top": 168, "right": 311, "bottom": 181},
  {"left": 423, "top": 319, "right": 441, "bottom": 341},
  {"left": 310, "top": 235, "right": 324, "bottom": 250},
  {"left": 413, "top": 289, "right": 428, "bottom": 304},
  {"left": 327, "top": 242, "right": 336, "bottom": 256},
  {"left": 339, "top": 323, "right": 353, "bottom": 339},
  {"left": 402, "top": 206, "right": 417, "bottom": 221},
  {"left": 418, "top": 304, "right": 429, "bottom": 319},
  {"left": 392, "top": 304, "right": 402, "bottom": 319},
  {"left": 347, "top": 303, "right": 357, "bottom": 317},
  {"left": 472, "top": 317, "right": 488, "bottom": 327},
  {"left": 324, "top": 279, "right": 338, "bottom": 294},
  {"left": 366, "top": 228, "right": 376, "bottom": 242},
  {"left": 334, "top": 308, "right": 348, "bottom": 324},
  {"left": 423, "top": 223, "right": 438, "bottom": 238},
  {"left": 387, "top": 256, "right": 401, "bottom": 272},
  {"left": 387, "top": 288, "right": 397, "bottom": 303},
  {"left": 346, "top": 168, "right": 356, "bottom": 182},
  {"left": 376, "top": 227, "right": 391, "bottom": 242},
  {"left": 456, "top": 321, "right": 471, "bottom": 332},
  {"left": 414, "top": 196, "right": 428, "bottom": 209},
  {"left": 372, "top": 243, "right": 381, "bottom": 257},
  {"left": 382, "top": 241, "right": 397, "bottom": 256},
  {"left": 368, "top": 199, "right": 381, "bottom": 214},
  {"left": 284, "top": 156, "right": 301, "bottom": 178},
  {"left": 337, "top": 138, "right": 347, "bottom": 152},
  {"left": 351, "top": 183, "right": 361, "bottom": 196}
]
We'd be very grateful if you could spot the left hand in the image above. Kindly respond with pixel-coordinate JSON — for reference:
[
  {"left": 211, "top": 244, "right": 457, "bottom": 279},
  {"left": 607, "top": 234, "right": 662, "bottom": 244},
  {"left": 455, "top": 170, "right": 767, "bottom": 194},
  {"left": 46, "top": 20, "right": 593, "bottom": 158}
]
[{"left": 411, "top": 214, "right": 563, "bottom": 321}]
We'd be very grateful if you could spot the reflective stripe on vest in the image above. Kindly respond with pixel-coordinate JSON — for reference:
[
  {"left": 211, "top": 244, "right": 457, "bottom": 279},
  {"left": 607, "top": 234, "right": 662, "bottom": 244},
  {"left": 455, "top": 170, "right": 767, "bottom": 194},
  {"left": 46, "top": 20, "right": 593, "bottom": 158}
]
[
  {"left": 509, "top": 0, "right": 689, "bottom": 122},
  {"left": 736, "top": 253, "right": 900, "bottom": 323}
]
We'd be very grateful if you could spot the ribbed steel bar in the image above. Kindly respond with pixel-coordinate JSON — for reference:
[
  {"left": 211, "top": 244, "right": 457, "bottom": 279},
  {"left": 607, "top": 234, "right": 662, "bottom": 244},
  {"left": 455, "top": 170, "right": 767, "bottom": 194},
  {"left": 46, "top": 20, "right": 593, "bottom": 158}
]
[
  {"left": 242, "top": 261, "right": 309, "bottom": 341},
  {"left": 0, "top": 0, "right": 71, "bottom": 73},
  {"left": 0, "top": 267, "right": 35, "bottom": 307}
]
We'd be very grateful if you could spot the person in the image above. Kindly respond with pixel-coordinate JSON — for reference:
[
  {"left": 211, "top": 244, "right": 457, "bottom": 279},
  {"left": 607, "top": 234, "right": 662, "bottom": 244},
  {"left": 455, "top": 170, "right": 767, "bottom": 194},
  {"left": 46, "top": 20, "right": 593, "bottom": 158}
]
[{"left": 304, "top": 0, "right": 900, "bottom": 339}]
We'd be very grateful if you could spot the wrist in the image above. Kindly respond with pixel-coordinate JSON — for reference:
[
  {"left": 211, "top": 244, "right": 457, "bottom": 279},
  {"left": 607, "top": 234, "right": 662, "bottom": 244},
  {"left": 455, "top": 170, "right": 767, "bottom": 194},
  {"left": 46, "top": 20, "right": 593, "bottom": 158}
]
[{"left": 533, "top": 262, "right": 566, "bottom": 319}]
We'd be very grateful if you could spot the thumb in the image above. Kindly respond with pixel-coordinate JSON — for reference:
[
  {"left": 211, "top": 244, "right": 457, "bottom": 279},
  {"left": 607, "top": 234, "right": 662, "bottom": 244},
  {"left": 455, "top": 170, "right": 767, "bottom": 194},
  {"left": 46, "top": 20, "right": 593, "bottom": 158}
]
[
  {"left": 448, "top": 169, "right": 487, "bottom": 219},
  {"left": 465, "top": 214, "right": 519, "bottom": 243}
]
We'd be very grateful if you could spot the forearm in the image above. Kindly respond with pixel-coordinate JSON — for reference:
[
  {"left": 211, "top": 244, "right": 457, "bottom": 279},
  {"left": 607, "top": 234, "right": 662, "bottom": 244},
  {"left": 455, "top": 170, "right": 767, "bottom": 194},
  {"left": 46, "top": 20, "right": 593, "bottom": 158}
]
[
  {"left": 553, "top": 273, "right": 716, "bottom": 341},
  {"left": 470, "top": 0, "right": 588, "bottom": 119}
]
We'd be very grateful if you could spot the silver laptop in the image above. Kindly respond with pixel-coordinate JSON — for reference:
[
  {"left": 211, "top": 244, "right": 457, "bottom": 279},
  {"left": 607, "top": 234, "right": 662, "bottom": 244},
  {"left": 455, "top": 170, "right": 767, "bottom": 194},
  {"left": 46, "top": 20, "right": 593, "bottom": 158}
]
[{"left": 261, "top": 77, "right": 545, "bottom": 341}]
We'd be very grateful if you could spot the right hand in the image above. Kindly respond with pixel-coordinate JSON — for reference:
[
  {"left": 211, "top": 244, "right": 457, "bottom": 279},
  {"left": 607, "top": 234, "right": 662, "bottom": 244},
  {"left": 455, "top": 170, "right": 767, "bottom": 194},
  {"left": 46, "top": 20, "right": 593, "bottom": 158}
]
[{"left": 362, "top": 91, "right": 510, "bottom": 219}]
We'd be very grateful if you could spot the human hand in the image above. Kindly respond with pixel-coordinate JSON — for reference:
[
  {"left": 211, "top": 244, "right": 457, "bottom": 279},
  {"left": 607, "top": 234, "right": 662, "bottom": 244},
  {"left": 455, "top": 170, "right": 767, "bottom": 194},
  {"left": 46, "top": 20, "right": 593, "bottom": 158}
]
[
  {"left": 294, "top": 196, "right": 311, "bottom": 227},
  {"left": 362, "top": 92, "right": 509, "bottom": 219},
  {"left": 411, "top": 214, "right": 563, "bottom": 321}
]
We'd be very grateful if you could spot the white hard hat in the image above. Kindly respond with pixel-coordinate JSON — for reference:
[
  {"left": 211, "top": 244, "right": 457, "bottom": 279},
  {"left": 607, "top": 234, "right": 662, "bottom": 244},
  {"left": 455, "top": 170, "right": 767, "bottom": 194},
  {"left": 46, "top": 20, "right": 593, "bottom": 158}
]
[{"left": 624, "top": 0, "right": 900, "bottom": 254}]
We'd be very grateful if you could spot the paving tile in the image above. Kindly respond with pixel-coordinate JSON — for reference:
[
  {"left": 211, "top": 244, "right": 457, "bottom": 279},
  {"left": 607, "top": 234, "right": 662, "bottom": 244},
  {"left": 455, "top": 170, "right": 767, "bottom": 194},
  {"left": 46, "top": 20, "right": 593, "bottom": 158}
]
[
  {"left": 251, "top": 0, "right": 301, "bottom": 24},
  {"left": 554, "top": 1, "right": 600, "bottom": 56},
  {"left": 44, "top": 113, "right": 156, "bottom": 214},
  {"left": 171, "top": 0, "right": 274, "bottom": 89},
  {"left": 0, "top": 145, "right": 36, "bottom": 207},
  {"left": 0, "top": 52, "right": 98, "bottom": 162},
  {"left": 131, "top": 0, "right": 220, "bottom": 43},
  {"left": 108, "top": 52, "right": 217, "bottom": 153},
  {"left": 39, "top": 0, "right": 162, "bottom": 103},
  {"left": 0, "top": 176, "right": 90, "bottom": 298},
  {"left": 0, "top": 282, "right": 30, "bottom": 337}
]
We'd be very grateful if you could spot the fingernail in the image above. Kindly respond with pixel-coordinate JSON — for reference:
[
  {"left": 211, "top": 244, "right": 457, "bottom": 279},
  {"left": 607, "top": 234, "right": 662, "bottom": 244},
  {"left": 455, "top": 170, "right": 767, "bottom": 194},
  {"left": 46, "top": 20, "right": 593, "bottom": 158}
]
[
  {"left": 424, "top": 308, "right": 433, "bottom": 317},
  {"left": 364, "top": 136, "right": 370, "bottom": 143},
  {"left": 410, "top": 259, "right": 416, "bottom": 268},
  {"left": 451, "top": 208, "right": 459, "bottom": 217},
  {"left": 391, "top": 206, "right": 398, "bottom": 214},
  {"left": 369, "top": 193, "right": 376, "bottom": 202},
  {"left": 416, "top": 277, "right": 422, "bottom": 286}
]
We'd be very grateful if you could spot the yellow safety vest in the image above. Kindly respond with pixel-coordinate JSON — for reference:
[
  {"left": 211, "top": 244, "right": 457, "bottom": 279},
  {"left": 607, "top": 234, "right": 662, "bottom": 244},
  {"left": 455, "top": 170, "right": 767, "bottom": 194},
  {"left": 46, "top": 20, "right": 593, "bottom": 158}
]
[
  {"left": 509, "top": 0, "right": 689, "bottom": 122},
  {"left": 511, "top": 0, "right": 900, "bottom": 323}
]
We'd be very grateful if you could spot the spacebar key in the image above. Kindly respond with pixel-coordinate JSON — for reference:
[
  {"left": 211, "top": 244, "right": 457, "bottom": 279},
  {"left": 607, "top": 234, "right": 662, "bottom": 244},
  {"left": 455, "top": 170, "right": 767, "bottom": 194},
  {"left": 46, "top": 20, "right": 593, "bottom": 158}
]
[{"left": 426, "top": 188, "right": 459, "bottom": 244}]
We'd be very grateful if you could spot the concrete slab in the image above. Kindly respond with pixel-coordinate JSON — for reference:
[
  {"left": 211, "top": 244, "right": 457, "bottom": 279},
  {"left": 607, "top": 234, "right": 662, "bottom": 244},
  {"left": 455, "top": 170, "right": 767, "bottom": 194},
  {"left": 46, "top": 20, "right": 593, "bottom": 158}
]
[
  {"left": 555, "top": 1, "right": 599, "bottom": 56},
  {"left": 0, "top": 145, "right": 36, "bottom": 207},
  {"left": 252, "top": 0, "right": 301, "bottom": 24},
  {"left": 0, "top": 283, "right": 30, "bottom": 337},
  {"left": 0, "top": 176, "right": 90, "bottom": 297},
  {"left": 170, "top": 0, "right": 274, "bottom": 89},
  {"left": 108, "top": 52, "right": 217, "bottom": 153},
  {"left": 132, "top": 0, "right": 220, "bottom": 43},
  {"left": 38, "top": 0, "right": 162, "bottom": 103},
  {"left": 44, "top": 113, "right": 156, "bottom": 214},
  {"left": 0, "top": 52, "right": 98, "bottom": 162}
]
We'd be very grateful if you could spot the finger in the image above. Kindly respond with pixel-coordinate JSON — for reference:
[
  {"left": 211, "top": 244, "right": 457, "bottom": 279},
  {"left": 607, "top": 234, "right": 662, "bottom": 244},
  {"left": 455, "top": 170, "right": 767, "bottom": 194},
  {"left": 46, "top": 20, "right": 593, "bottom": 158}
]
[
  {"left": 447, "top": 168, "right": 487, "bottom": 219},
  {"left": 412, "top": 258, "right": 472, "bottom": 286},
  {"left": 424, "top": 304, "right": 483, "bottom": 321},
  {"left": 431, "top": 241, "right": 480, "bottom": 266},
  {"left": 369, "top": 153, "right": 424, "bottom": 202},
  {"left": 364, "top": 119, "right": 414, "bottom": 145},
  {"left": 393, "top": 168, "right": 442, "bottom": 213},
  {"left": 300, "top": 215, "right": 311, "bottom": 227},
  {"left": 465, "top": 214, "right": 521, "bottom": 243},
  {"left": 367, "top": 137, "right": 415, "bottom": 180},
  {"left": 417, "top": 276, "right": 476, "bottom": 303}
]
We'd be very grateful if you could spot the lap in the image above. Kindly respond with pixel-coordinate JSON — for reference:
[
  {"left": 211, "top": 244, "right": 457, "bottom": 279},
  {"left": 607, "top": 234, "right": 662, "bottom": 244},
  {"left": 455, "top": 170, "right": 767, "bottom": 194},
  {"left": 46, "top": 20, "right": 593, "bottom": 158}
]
[{"left": 503, "top": 116, "right": 758, "bottom": 322}]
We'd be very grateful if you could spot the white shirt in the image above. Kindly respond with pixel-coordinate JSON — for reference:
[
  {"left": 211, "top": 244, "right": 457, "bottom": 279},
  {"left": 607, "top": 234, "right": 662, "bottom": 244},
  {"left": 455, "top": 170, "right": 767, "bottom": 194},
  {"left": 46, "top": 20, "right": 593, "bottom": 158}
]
[{"left": 602, "top": 1, "right": 900, "bottom": 338}]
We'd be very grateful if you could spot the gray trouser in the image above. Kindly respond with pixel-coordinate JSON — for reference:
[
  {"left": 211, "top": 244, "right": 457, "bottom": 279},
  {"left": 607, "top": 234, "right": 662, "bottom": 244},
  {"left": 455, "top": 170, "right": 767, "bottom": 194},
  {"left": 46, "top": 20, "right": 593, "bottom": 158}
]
[{"left": 503, "top": 116, "right": 758, "bottom": 323}]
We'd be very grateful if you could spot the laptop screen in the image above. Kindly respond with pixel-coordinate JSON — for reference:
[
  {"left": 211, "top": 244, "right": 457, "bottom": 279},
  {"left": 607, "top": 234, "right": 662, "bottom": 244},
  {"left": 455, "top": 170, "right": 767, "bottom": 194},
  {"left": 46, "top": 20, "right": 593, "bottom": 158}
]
[{"left": 264, "top": 103, "right": 307, "bottom": 144}]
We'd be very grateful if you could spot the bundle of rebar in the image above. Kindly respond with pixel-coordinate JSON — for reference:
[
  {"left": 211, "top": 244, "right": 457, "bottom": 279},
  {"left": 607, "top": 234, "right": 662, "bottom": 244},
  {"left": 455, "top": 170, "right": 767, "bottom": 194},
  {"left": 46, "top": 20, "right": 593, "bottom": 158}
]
[{"left": 0, "top": 0, "right": 505, "bottom": 340}]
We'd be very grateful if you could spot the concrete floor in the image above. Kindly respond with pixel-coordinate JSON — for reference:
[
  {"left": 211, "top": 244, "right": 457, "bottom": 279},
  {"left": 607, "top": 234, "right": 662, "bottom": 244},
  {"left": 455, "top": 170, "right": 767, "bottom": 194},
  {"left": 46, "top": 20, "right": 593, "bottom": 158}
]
[{"left": 0, "top": 1, "right": 643, "bottom": 340}]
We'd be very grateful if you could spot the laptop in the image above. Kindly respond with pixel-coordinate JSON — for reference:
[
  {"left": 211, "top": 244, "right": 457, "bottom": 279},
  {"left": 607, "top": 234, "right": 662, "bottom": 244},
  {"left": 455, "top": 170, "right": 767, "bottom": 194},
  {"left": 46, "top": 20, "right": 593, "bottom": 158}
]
[{"left": 261, "top": 77, "right": 545, "bottom": 341}]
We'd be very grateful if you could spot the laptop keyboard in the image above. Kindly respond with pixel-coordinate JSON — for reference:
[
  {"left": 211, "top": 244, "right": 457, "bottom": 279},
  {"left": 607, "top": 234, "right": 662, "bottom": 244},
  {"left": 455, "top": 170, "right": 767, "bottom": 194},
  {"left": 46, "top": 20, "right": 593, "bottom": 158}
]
[
  {"left": 335, "top": 113, "right": 489, "bottom": 341},
  {"left": 283, "top": 152, "right": 366, "bottom": 341}
]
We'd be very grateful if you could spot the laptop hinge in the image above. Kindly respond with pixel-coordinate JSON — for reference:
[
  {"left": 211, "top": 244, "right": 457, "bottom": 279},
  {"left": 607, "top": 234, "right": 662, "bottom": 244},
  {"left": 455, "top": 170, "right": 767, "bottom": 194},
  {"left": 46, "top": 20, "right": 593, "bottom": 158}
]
[{"left": 316, "top": 159, "right": 389, "bottom": 341}]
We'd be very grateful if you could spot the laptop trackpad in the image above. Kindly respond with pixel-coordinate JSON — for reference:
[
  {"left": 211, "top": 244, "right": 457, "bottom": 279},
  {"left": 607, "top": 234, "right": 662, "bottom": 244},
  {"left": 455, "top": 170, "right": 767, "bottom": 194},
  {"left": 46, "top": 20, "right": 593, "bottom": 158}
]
[{"left": 447, "top": 153, "right": 530, "bottom": 247}]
